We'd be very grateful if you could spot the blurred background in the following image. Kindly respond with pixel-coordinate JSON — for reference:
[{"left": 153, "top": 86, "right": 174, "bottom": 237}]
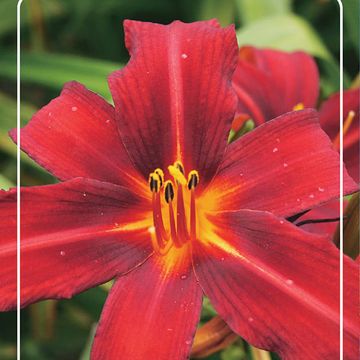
[{"left": 0, "top": 0, "right": 358, "bottom": 359}]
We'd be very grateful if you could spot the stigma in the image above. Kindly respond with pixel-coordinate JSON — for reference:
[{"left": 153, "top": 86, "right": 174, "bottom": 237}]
[{"left": 148, "top": 162, "right": 199, "bottom": 255}]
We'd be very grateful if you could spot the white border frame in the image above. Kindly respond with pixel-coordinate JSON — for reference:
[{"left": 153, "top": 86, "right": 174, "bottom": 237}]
[
  {"left": 15, "top": 1, "right": 345, "bottom": 359},
  {"left": 336, "top": 2, "right": 344, "bottom": 359},
  {"left": 17, "top": 1, "right": 23, "bottom": 359}
]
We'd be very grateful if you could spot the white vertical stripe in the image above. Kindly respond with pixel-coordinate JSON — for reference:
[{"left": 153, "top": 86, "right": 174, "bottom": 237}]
[{"left": 16, "top": 1, "right": 23, "bottom": 359}]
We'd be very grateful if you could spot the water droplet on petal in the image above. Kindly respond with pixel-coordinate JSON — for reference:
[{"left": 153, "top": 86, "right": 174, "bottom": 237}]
[
  {"left": 148, "top": 226, "right": 155, "bottom": 234},
  {"left": 240, "top": 173, "right": 244, "bottom": 177},
  {"left": 283, "top": 163, "right": 288, "bottom": 168},
  {"left": 248, "top": 317, "right": 254, "bottom": 322},
  {"left": 318, "top": 187, "right": 325, "bottom": 192},
  {"left": 71, "top": 106, "right": 78, "bottom": 112},
  {"left": 105, "top": 119, "right": 110, "bottom": 124},
  {"left": 180, "top": 274, "right": 187, "bottom": 280},
  {"left": 167, "top": 328, "right": 173, "bottom": 332},
  {"left": 181, "top": 53, "right": 188, "bottom": 59},
  {"left": 309, "top": 194, "right": 315, "bottom": 199},
  {"left": 273, "top": 147, "right": 278, "bottom": 153},
  {"left": 276, "top": 138, "right": 280, "bottom": 143},
  {"left": 60, "top": 251, "right": 66, "bottom": 256},
  {"left": 296, "top": 198, "right": 301, "bottom": 202},
  {"left": 83, "top": 192, "right": 87, "bottom": 197},
  {"left": 286, "top": 279, "right": 294, "bottom": 285},
  {"left": 100, "top": 212, "right": 104, "bottom": 216},
  {"left": 185, "top": 340, "right": 192, "bottom": 345},
  {"left": 48, "top": 112, "right": 52, "bottom": 116},
  {"left": 220, "top": 257, "right": 225, "bottom": 261},
  {"left": 279, "top": 220, "right": 284, "bottom": 224}
]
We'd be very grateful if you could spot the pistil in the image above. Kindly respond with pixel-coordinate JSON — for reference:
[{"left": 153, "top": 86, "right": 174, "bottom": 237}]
[
  {"left": 149, "top": 173, "right": 167, "bottom": 248},
  {"left": 188, "top": 170, "right": 199, "bottom": 240}
]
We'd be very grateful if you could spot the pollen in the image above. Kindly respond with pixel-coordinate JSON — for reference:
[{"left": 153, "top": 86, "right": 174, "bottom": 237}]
[
  {"left": 154, "top": 168, "right": 164, "bottom": 186},
  {"left": 187, "top": 170, "right": 199, "bottom": 190},
  {"left": 164, "top": 180, "right": 175, "bottom": 203},
  {"left": 148, "top": 172, "right": 161, "bottom": 193},
  {"left": 168, "top": 162, "right": 187, "bottom": 185}
]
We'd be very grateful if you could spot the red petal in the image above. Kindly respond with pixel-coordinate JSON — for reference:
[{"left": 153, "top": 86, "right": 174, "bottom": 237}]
[
  {"left": 91, "top": 250, "right": 202, "bottom": 360},
  {"left": 193, "top": 209, "right": 358, "bottom": 359},
  {"left": 205, "top": 109, "right": 358, "bottom": 218},
  {"left": 233, "top": 46, "right": 319, "bottom": 125},
  {"left": 11, "top": 82, "right": 145, "bottom": 190},
  {"left": 295, "top": 199, "right": 343, "bottom": 238},
  {"left": 109, "top": 20, "right": 238, "bottom": 185},
  {"left": 0, "top": 178, "right": 153, "bottom": 311},
  {"left": 319, "top": 88, "right": 360, "bottom": 182}
]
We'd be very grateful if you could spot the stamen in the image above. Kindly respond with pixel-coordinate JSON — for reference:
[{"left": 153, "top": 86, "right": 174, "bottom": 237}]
[
  {"left": 176, "top": 183, "right": 190, "bottom": 243},
  {"left": 187, "top": 170, "right": 199, "bottom": 190},
  {"left": 152, "top": 192, "right": 168, "bottom": 248},
  {"left": 164, "top": 180, "right": 175, "bottom": 203},
  {"left": 190, "top": 189, "right": 196, "bottom": 240},
  {"left": 151, "top": 233, "right": 173, "bottom": 256},
  {"left": 149, "top": 172, "right": 167, "bottom": 248},
  {"left": 293, "top": 103, "right": 304, "bottom": 111},
  {"left": 333, "top": 110, "right": 356, "bottom": 148},
  {"left": 154, "top": 168, "right": 164, "bottom": 187},
  {"left": 149, "top": 172, "right": 160, "bottom": 193},
  {"left": 164, "top": 180, "right": 181, "bottom": 247},
  {"left": 188, "top": 170, "right": 199, "bottom": 240}
]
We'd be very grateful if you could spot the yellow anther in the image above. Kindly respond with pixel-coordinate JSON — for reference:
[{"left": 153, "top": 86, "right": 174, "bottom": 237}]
[
  {"left": 164, "top": 180, "right": 175, "bottom": 203},
  {"left": 293, "top": 103, "right": 304, "bottom": 111},
  {"left": 174, "top": 161, "right": 185, "bottom": 174},
  {"left": 154, "top": 168, "right": 164, "bottom": 186},
  {"left": 187, "top": 170, "right": 199, "bottom": 190},
  {"left": 168, "top": 165, "right": 187, "bottom": 185},
  {"left": 148, "top": 172, "right": 160, "bottom": 193}
]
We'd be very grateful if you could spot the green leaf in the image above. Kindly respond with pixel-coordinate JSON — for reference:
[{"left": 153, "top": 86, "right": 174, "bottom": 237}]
[
  {"left": 0, "top": 174, "right": 14, "bottom": 190},
  {"left": 236, "top": 14, "right": 330, "bottom": 60},
  {"left": 0, "top": 92, "right": 36, "bottom": 131},
  {"left": 0, "top": 51, "right": 122, "bottom": 100},
  {"left": 0, "top": 92, "right": 54, "bottom": 178},
  {"left": 0, "top": 0, "right": 64, "bottom": 38},
  {"left": 198, "top": 0, "right": 235, "bottom": 26},
  {"left": 79, "top": 324, "right": 97, "bottom": 360},
  {"left": 0, "top": 91, "right": 36, "bottom": 159},
  {"left": 235, "top": 0, "right": 291, "bottom": 25},
  {"left": 201, "top": 297, "right": 218, "bottom": 320},
  {"left": 221, "top": 341, "right": 246, "bottom": 360},
  {"left": 343, "top": 0, "right": 359, "bottom": 51}
]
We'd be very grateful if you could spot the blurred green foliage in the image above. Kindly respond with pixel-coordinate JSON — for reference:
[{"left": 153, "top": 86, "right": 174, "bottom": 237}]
[{"left": 0, "top": 0, "right": 358, "bottom": 359}]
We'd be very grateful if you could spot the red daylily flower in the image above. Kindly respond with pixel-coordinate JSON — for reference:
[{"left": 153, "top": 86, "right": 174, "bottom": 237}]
[
  {"left": 0, "top": 20, "right": 359, "bottom": 360},
  {"left": 232, "top": 46, "right": 360, "bottom": 182}
]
